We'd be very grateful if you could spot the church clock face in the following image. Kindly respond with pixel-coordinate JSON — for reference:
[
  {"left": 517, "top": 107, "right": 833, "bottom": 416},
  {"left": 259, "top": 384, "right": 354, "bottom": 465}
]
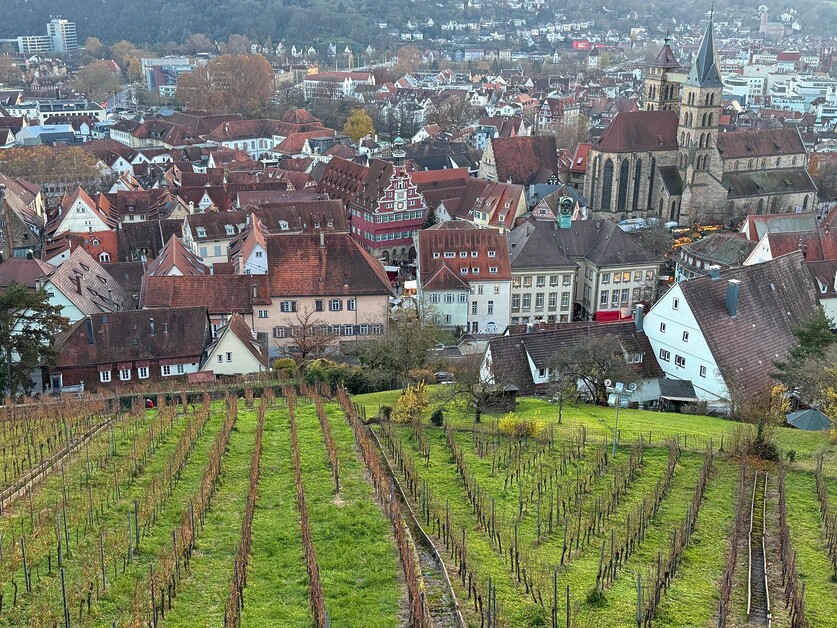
[
  {"left": 396, "top": 201, "right": 405, "bottom": 210},
  {"left": 395, "top": 190, "right": 406, "bottom": 201}
]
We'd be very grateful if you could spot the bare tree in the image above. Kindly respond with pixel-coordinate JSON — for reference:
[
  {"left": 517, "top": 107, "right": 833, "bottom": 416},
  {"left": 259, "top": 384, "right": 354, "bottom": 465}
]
[
  {"left": 425, "top": 94, "right": 476, "bottom": 131},
  {"left": 358, "top": 309, "right": 440, "bottom": 386},
  {"left": 548, "top": 335, "right": 635, "bottom": 404},
  {"left": 274, "top": 307, "right": 339, "bottom": 365}
]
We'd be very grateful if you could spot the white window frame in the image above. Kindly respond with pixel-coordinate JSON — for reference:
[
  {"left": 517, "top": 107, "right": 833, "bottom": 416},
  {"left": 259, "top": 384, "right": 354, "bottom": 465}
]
[
  {"left": 99, "top": 370, "right": 111, "bottom": 383},
  {"left": 119, "top": 368, "right": 131, "bottom": 381},
  {"left": 138, "top": 367, "right": 149, "bottom": 379}
]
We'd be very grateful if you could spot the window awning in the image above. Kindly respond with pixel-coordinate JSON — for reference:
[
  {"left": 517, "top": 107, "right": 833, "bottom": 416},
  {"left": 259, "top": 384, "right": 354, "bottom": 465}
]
[{"left": 97, "top": 364, "right": 112, "bottom": 372}]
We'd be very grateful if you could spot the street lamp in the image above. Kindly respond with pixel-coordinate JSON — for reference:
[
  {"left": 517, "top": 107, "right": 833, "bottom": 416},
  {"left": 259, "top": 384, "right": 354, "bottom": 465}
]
[{"left": 605, "top": 379, "right": 637, "bottom": 457}]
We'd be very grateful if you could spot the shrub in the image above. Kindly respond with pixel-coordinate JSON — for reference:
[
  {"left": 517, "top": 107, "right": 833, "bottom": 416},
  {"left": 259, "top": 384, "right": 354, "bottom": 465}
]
[
  {"left": 498, "top": 412, "right": 544, "bottom": 439},
  {"left": 393, "top": 382, "right": 429, "bottom": 424},
  {"left": 272, "top": 358, "right": 296, "bottom": 376},
  {"left": 407, "top": 368, "right": 435, "bottom": 384},
  {"left": 379, "top": 405, "right": 392, "bottom": 421},
  {"left": 680, "top": 400, "right": 709, "bottom": 416},
  {"left": 430, "top": 408, "right": 444, "bottom": 427}
]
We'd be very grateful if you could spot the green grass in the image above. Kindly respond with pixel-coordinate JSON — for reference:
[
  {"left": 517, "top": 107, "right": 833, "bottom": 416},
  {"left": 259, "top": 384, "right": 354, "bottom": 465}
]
[
  {"left": 163, "top": 409, "right": 258, "bottom": 626},
  {"left": 783, "top": 471, "right": 837, "bottom": 627},
  {"left": 354, "top": 389, "right": 837, "bottom": 475},
  {"left": 359, "top": 388, "right": 837, "bottom": 627},
  {"left": 90, "top": 407, "right": 228, "bottom": 626},
  {"left": 389, "top": 423, "right": 535, "bottom": 626},
  {"left": 0, "top": 408, "right": 199, "bottom": 625},
  {"left": 652, "top": 460, "right": 738, "bottom": 627},
  {"left": 241, "top": 404, "right": 312, "bottom": 628},
  {"left": 295, "top": 400, "right": 402, "bottom": 627}
]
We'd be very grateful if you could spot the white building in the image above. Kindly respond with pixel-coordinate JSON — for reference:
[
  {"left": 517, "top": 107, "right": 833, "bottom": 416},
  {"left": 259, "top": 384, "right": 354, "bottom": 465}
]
[
  {"left": 643, "top": 252, "right": 817, "bottom": 409},
  {"left": 417, "top": 222, "right": 512, "bottom": 334}
]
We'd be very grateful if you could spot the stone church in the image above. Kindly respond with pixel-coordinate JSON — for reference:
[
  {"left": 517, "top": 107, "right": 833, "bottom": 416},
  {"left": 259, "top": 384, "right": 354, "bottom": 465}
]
[{"left": 583, "top": 20, "right": 817, "bottom": 225}]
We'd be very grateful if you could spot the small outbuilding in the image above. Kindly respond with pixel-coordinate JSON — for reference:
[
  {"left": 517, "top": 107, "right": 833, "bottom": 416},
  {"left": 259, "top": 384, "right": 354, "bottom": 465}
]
[{"left": 785, "top": 408, "right": 831, "bottom": 431}]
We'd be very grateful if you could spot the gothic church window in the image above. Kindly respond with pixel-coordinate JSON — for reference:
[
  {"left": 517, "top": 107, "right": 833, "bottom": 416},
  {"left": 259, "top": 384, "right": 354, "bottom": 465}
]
[
  {"left": 617, "top": 159, "right": 630, "bottom": 211},
  {"left": 601, "top": 159, "right": 614, "bottom": 210}
]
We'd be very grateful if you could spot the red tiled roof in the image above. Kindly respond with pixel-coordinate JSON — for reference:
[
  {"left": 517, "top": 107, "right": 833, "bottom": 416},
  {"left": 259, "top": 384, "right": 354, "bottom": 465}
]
[
  {"left": 569, "top": 143, "right": 591, "bottom": 174},
  {"left": 491, "top": 136, "right": 559, "bottom": 185},
  {"left": 264, "top": 233, "right": 392, "bottom": 296},
  {"left": 144, "top": 235, "right": 209, "bottom": 277},
  {"left": 765, "top": 229, "right": 837, "bottom": 261},
  {"left": 594, "top": 110, "right": 679, "bottom": 153},
  {"left": 716, "top": 128, "right": 806, "bottom": 159},
  {"left": 419, "top": 224, "right": 512, "bottom": 286},
  {"left": 141, "top": 274, "right": 270, "bottom": 313}
]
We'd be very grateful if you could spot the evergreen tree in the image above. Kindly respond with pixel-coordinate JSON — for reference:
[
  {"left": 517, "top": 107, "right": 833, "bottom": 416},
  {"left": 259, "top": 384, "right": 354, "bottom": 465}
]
[{"left": 422, "top": 206, "right": 438, "bottom": 229}]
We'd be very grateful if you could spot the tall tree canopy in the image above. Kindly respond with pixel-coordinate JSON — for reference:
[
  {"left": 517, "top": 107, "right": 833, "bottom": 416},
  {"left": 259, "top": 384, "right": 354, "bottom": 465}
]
[
  {"left": 342, "top": 109, "right": 375, "bottom": 143},
  {"left": 175, "top": 54, "right": 275, "bottom": 117},
  {"left": 0, "top": 146, "right": 104, "bottom": 185}
]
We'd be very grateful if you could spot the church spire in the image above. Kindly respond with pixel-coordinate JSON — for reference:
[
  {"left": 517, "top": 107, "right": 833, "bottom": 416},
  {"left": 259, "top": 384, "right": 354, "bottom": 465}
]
[{"left": 685, "top": 16, "right": 722, "bottom": 88}]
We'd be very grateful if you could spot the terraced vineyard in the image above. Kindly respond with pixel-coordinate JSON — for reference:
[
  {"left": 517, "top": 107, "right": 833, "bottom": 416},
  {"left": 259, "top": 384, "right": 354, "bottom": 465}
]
[
  {"left": 0, "top": 388, "right": 407, "bottom": 627},
  {"left": 353, "top": 389, "right": 837, "bottom": 628},
  {"left": 5, "top": 385, "right": 837, "bottom": 627}
]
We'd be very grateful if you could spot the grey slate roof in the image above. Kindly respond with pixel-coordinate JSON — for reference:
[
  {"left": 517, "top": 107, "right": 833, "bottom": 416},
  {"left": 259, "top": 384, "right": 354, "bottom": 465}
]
[
  {"left": 486, "top": 321, "right": 664, "bottom": 393},
  {"left": 685, "top": 20, "right": 722, "bottom": 88},
  {"left": 658, "top": 166, "right": 684, "bottom": 196},
  {"left": 681, "top": 233, "right": 756, "bottom": 267},
  {"left": 507, "top": 224, "right": 578, "bottom": 270},
  {"left": 518, "top": 219, "right": 659, "bottom": 268},
  {"left": 679, "top": 251, "right": 817, "bottom": 395},
  {"left": 722, "top": 168, "right": 817, "bottom": 198},
  {"left": 658, "top": 378, "right": 698, "bottom": 401}
]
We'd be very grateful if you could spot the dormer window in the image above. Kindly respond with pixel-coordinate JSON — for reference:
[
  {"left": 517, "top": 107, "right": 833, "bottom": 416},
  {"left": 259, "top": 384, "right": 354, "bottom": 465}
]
[
  {"left": 471, "top": 251, "right": 478, "bottom": 258},
  {"left": 472, "top": 267, "right": 480, "bottom": 274},
  {"left": 460, "top": 267, "right": 468, "bottom": 275},
  {"left": 225, "top": 224, "right": 235, "bottom": 235},
  {"left": 433, "top": 252, "right": 440, "bottom": 259},
  {"left": 327, "top": 220, "right": 333, "bottom": 227},
  {"left": 488, "top": 250, "right": 496, "bottom": 257},
  {"left": 459, "top": 251, "right": 467, "bottom": 258},
  {"left": 92, "top": 238, "right": 100, "bottom": 246},
  {"left": 278, "top": 220, "right": 289, "bottom": 231},
  {"left": 444, "top": 251, "right": 455, "bottom": 258},
  {"left": 499, "top": 214, "right": 506, "bottom": 222},
  {"left": 196, "top": 227, "right": 207, "bottom": 238},
  {"left": 314, "top": 221, "right": 321, "bottom": 228}
]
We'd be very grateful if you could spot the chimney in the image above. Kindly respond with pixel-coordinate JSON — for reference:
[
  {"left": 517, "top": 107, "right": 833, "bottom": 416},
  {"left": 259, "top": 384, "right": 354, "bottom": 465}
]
[
  {"left": 252, "top": 283, "right": 258, "bottom": 299},
  {"left": 107, "top": 288, "right": 113, "bottom": 303},
  {"left": 319, "top": 231, "right": 325, "bottom": 247},
  {"left": 726, "top": 279, "right": 741, "bottom": 318},
  {"left": 633, "top": 303, "right": 644, "bottom": 332},
  {"left": 526, "top": 322, "right": 533, "bottom": 334},
  {"left": 708, "top": 265, "right": 721, "bottom": 280},
  {"left": 149, "top": 317, "right": 155, "bottom": 335},
  {"left": 86, "top": 317, "right": 94, "bottom": 344},
  {"left": 189, "top": 200, "right": 194, "bottom": 214}
]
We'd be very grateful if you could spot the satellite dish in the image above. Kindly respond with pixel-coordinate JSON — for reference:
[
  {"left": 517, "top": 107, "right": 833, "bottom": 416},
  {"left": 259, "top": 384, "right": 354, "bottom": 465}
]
[
  {"left": 604, "top": 379, "right": 612, "bottom": 388},
  {"left": 628, "top": 383, "right": 638, "bottom": 392}
]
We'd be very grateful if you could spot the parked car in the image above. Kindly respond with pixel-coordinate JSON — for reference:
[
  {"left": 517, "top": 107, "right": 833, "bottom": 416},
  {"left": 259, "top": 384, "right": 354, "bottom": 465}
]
[{"left": 435, "top": 371, "right": 455, "bottom": 384}]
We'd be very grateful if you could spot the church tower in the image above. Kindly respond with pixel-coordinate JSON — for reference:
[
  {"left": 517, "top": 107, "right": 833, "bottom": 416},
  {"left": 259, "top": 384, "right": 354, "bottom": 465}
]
[
  {"left": 677, "top": 17, "right": 723, "bottom": 187},
  {"left": 645, "top": 34, "right": 681, "bottom": 111}
]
